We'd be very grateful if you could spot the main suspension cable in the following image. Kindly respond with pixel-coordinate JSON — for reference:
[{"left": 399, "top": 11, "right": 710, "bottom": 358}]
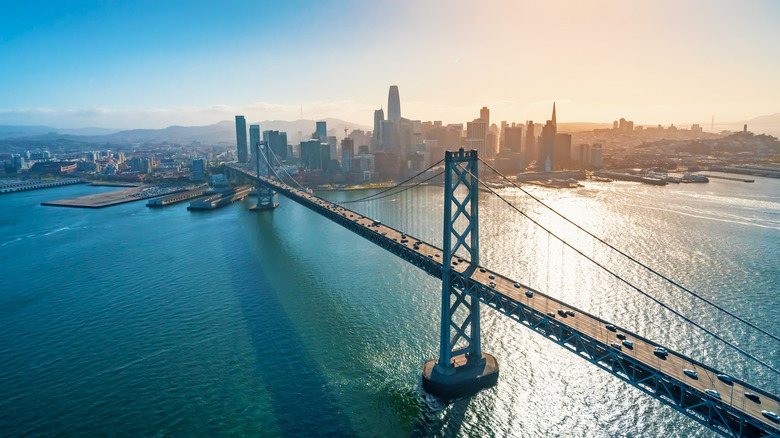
[
  {"left": 457, "top": 162, "right": 780, "bottom": 376},
  {"left": 343, "top": 171, "right": 444, "bottom": 205},
  {"left": 479, "top": 158, "right": 780, "bottom": 345},
  {"left": 337, "top": 159, "right": 444, "bottom": 205},
  {"left": 265, "top": 144, "right": 308, "bottom": 192}
]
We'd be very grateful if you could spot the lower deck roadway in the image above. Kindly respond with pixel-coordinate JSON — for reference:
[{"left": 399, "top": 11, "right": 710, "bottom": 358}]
[{"left": 230, "top": 165, "right": 780, "bottom": 437}]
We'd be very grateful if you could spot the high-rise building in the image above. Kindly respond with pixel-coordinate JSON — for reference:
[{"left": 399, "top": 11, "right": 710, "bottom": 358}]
[
  {"left": 388, "top": 85, "right": 401, "bottom": 122},
  {"left": 316, "top": 121, "right": 327, "bottom": 143},
  {"left": 590, "top": 144, "right": 603, "bottom": 168},
  {"left": 327, "top": 136, "right": 338, "bottom": 162},
  {"left": 505, "top": 126, "right": 523, "bottom": 153},
  {"left": 539, "top": 121, "right": 556, "bottom": 172},
  {"left": 373, "top": 151, "right": 401, "bottom": 177},
  {"left": 480, "top": 106, "right": 490, "bottom": 126},
  {"left": 249, "top": 124, "right": 261, "bottom": 155},
  {"left": 447, "top": 124, "right": 464, "bottom": 149},
  {"left": 499, "top": 121, "right": 508, "bottom": 150},
  {"left": 537, "top": 104, "right": 560, "bottom": 171},
  {"left": 466, "top": 120, "right": 488, "bottom": 158},
  {"left": 341, "top": 137, "right": 354, "bottom": 173},
  {"left": 380, "top": 119, "right": 398, "bottom": 154},
  {"left": 300, "top": 139, "right": 325, "bottom": 170},
  {"left": 372, "top": 108, "right": 384, "bottom": 151},
  {"left": 553, "top": 133, "right": 571, "bottom": 170},
  {"left": 348, "top": 129, "right": 371, "bottom": 151},
  {"left": 525, "top": 121, "right": 536, "bottom": 164},
  {"left": 572, "top": 143, "right": 590, "bottom": 169},
  {"left": 192, "top": 158, "right": 206, "bottom": 181},
  {"left": 263, "top": 130, "right": 288, "bottom": 161},
  {"left": 235, "top": 115, "right": 248, "bottom": 163}
]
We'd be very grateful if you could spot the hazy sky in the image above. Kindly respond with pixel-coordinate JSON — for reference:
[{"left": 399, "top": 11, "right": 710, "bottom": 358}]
[{"left": 1, "top": 0, "right": 779, "bottom": 129}]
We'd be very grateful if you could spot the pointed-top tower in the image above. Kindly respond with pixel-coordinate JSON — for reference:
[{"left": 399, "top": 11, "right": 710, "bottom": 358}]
[
  {"left": 388, "top": 85, "right": 401, "bottom": 122},
  {"left": 551, "top": 102, "right": 557, "bottom": 129}
]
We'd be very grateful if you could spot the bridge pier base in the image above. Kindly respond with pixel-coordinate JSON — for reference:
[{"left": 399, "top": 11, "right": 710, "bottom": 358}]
[
  {"left": 251, "top": 142, "right": 279, "bottom": 211},
  {"left": 249, "top": 203, "right": 278, "bottom": 211},
  {"left": 422, "top": 353, "right": 499, "bottom": 399},
  {"left": 250, "top": 187, "right": 278, "bottom": 211}
]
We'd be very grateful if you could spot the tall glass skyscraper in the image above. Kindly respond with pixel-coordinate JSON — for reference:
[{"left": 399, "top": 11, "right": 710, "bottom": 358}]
[
  {"left": 372, "top": 108, "right": 384, "bottom": 151},
  {"left": 263, "top": 130, "right": 288, "bottom": 161},
  {"left": 316, "top": 121, "right": 327, "bottom": 142},
  {"left": 387, "top": 85, "right": 401, "bottom": 122},
  {"left": 235, "top": 115, "right": 248, "bottom": 163},
  {"left": 249, "top": 125, "right": 261, "bottom": 151},
  {"left": 249, "top": 124, "right": 260, "bottom": 166}
]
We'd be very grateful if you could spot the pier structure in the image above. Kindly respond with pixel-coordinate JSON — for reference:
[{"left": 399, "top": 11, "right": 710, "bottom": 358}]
[{"left": 1, "top": 178, "right": 86, "bottom": 194}]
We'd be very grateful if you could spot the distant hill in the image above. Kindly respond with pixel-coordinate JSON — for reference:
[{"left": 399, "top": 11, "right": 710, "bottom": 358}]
[
  {"left": 714, "top": 112, "right": 780, "bottom": 138},
  {"left": 0, "top": 119, "right": 371, "bottom": 147},
  {"left": 557, "top": 122, "right": 613, "bottom": 133},
  {"left": 743, "top": 112, "right": 780, "bottom": 127},
  {"left": 0, "top": 125, "right": 119, "bottom": 139}
]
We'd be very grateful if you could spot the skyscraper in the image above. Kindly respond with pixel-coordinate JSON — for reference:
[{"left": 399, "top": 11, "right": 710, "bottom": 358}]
[
  {"left": 553, "top": 133, "right": 571, "bottom": 170},
  {"left": 505, "top": 126, "right": 523, "bottom": 153},
  {"left": 480, "top": 106, "right": 490, "bottom": 126},
  {"left": 538, "top": 103, "right": 558, "bottom": 171},
  {"left": 192, "top": 158, "right": 206, "bottom": 181},
  {"left": 300, "top": 139, "right": 326, "bottom": 170},
  {"left": 235, "top": 115, "right": 248, "bottom": 163},
  {"left": 316, "top": 121, "right": 327, "bottom": 143},
  {"left": 551, "top": 102, "right": 557, "bottom": 128},
  {"left": 373, "top": 108, "right": 384, "bottom": 151},
  {"left": 387, "top": 85, "right": 401, "bottom": 122},
  {"left": 466, "top": 120, "right": 488, "bottom": 158},
  {"left": 539, "top": 121, "right": 555, "bottom": 171},
  {"left": 341, "top": 137, "right": 354, "bottom": 173},
  {"left": 263, "top": 130, "right": 288, "bottom": 161},
  {"left": 249, "top": 124, "right": 260, "bottom": 154},
  {"left": 380, "top": 119, "right": 398, "bottom": 154},
  {"left": 525, "top": 121, "right": 535, "bottom": 163}
]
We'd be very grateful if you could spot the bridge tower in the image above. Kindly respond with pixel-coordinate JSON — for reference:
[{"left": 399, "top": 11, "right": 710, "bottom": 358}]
[
  {"left": 422, "top": 148, "right": 499, "bottom": 398},
  {"left": 251, "top": 141, "right": 278, "bottom": 211}
]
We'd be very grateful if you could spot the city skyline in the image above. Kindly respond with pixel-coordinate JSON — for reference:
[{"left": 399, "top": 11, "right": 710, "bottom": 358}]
[{"left": 1, "top": 1, "right": 779, "bottom": 129}]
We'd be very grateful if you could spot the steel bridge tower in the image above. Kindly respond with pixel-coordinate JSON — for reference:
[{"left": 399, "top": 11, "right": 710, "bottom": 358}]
[
  {"left": 422, "top": 149, "right": 499, "bottom": 398},
  {"left": 251, "top": 141, "right": 278, "bottom": 211}
]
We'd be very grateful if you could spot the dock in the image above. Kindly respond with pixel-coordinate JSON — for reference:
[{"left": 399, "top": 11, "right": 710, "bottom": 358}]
[
  {"left": 1, "top": 178, "right": 87, "bottom": 194},
  {"left": 701, "top": 174, "right": 755, "bottom": 183},
  {"left": 708, "top": 166, "right": 780, "bottom": 179},
  {"left": 595, "top": 171, "right": 667, "bottom": 186},
  {"left": 147, "top": 187, "right": 210, "bottom": 207},
  {"left": 42, "top": 185, "right": 188, "bottom": 209},
  {"left": 187, "top": 186, "right": 251, "bottom": 211}
]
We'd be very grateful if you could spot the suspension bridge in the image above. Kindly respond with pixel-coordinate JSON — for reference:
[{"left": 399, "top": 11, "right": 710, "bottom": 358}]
[{"left": 224, "top": 144, "right": 780, "bottom": 438}]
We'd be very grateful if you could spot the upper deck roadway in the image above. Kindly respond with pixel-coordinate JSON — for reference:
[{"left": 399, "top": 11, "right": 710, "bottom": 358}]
[{"left": 229, "top": 164, "right": 780, "bottom": 438}]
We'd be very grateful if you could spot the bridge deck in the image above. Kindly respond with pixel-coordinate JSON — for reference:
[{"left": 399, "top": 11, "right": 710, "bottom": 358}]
[{"left": 230, "top": 165, "right": 780, "bottom": 437}]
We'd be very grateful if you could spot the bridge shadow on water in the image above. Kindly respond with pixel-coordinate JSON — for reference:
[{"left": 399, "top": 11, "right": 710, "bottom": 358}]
[
  {"left": 412, "top": 392, "right": 473, "bottom": 438},
  {"left": 226, "top": 197, "right": 482, "bottom": 437},
  {"left": 219, "top": 209, "right": 356, "bottom": 437}
]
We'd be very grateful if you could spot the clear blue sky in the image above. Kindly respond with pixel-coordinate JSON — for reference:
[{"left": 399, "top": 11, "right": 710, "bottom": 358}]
[{"left": 1, "top": 0, "right": 779, "bottom": 129}]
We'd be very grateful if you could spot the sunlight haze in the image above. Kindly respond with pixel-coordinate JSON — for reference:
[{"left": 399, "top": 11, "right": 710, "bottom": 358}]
[{"left": 1, "top": 0, "right": 779, "bottom": 129}]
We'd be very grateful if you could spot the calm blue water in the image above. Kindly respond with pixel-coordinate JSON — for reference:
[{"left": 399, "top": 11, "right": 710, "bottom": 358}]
[{"left": 0, "top": 175, "right": 778, "bottom": 437}]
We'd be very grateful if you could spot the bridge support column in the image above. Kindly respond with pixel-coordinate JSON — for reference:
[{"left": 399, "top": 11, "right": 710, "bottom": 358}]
[
  {"left": 422, "top": 149, "right": 498, "bottom": 399},
  {"left": 250, "top": 141, "right": 278, "bottom": 211}
]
